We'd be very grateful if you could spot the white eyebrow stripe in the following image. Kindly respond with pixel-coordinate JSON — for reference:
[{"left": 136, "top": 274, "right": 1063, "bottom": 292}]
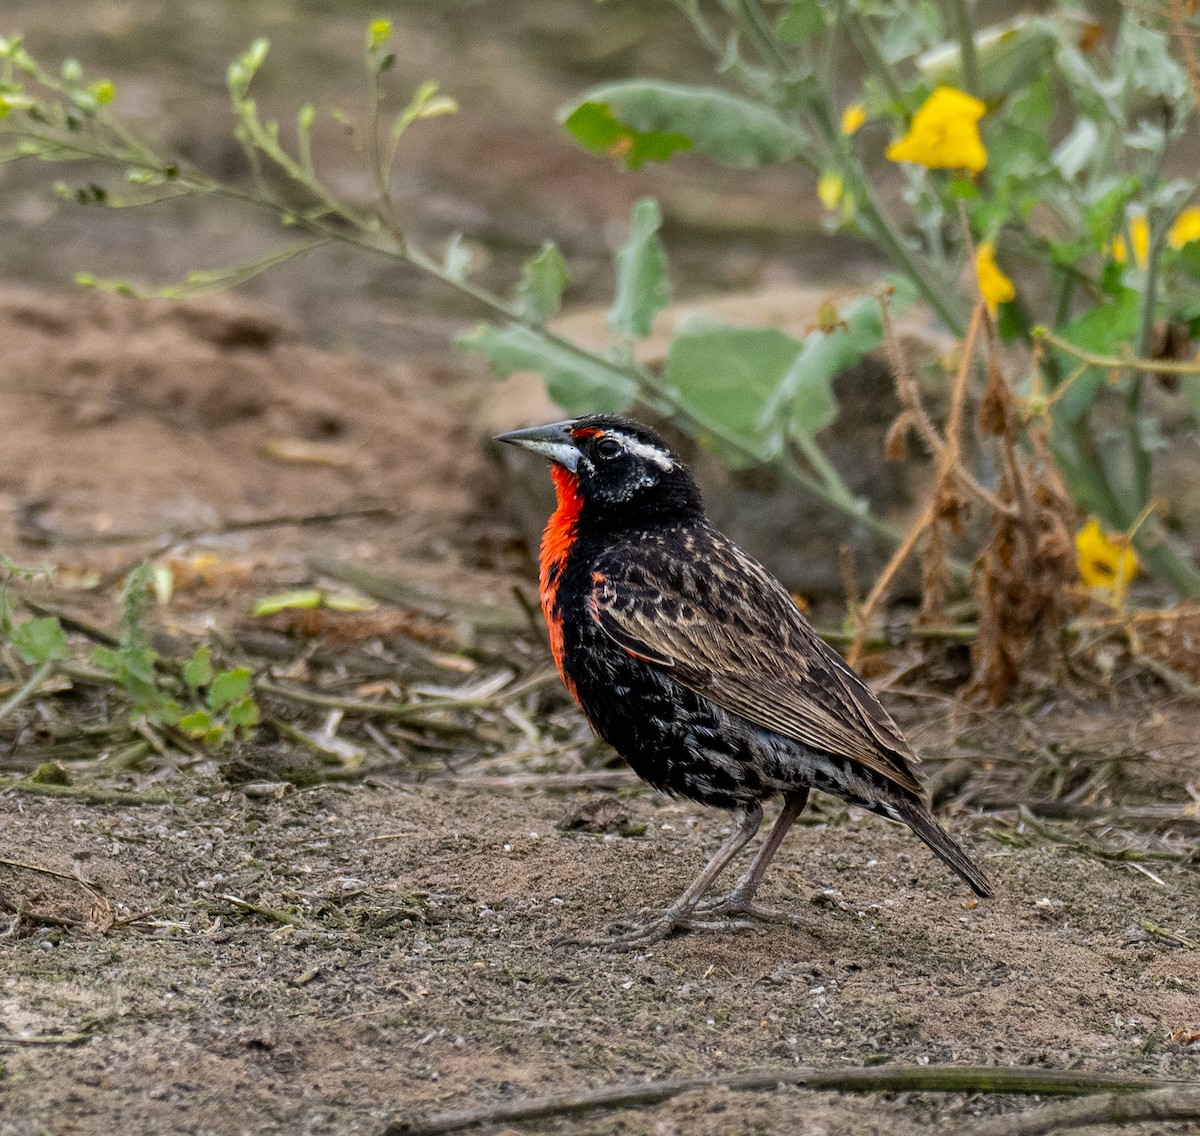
[{"left": 618, "top": 435, "right": 675, "bottom": 470}]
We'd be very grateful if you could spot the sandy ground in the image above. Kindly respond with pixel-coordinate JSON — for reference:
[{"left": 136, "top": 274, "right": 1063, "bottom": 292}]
[{"left": 2, "top": 692, "right": 1199, "bottom": 1135}]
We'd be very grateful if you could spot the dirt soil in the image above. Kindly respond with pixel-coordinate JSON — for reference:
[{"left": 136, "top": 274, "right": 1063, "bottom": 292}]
[{"left": 3, "top": 683, "right": 1200, "bottom": 1136}]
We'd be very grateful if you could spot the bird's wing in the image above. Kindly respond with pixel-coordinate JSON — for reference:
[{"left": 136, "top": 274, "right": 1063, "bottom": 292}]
[{"left": 589, "top": 535, "right": 923, "bottom": 797}]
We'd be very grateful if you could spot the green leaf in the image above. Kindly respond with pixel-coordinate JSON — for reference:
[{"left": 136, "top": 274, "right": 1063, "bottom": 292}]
[
  {"left": 664, "top": 321, "right": 805, "bottom": 466},
  {"left": 11, "top": 617, "right": 67, "bottom": 665},
  {"left": 91, "top": 646, "right": 119, "bottom": 674},
  {"left": 1050, "top": 287, "right": 1141, "bottom": 424},
  {"left": 1082, "top": 178, "right": 1139, "bottom": 249},
  {"left": 560, "top": 81, "right": 808, "bottom": 170},
  {"left": 228, "top": 697, "right": 261, "bottom": 729},
  {"left": 517, "top": 242, "right": 568, "bottom": 323},
  {"left": 142, "top": 692, "right": 182, "bottom": 725},
  {"left": 323, "top": 592, "right": 375, "bottom": 612},
  {"left": 184, "top": 646, "right": 214, "bottom": 690},
  {"left": 178, "top": 710, "right": 215, "bottom": 738},
  {"left": 776, "top": 1, "right": 825, "bottom": 44},
  {"left": 1052, "top": 119, "right": 1101, "bottom": 183},
  {"left": 253, "top": 589, "right": 324, "bottom": 616},
  {"left": 982, "top": 74, "right": 1053, "bottom": 181},
  {"left": 208, "top": 667, "right": 252, "bottom": 711},
  {"left": 609, "top": 199, "right": 670, "bottom": 339},
  {"left": 560, "top": 100, "right": 691, "bottom": 170},
  {"left": 458, "top": 323, "right": 636, "bottom": 416},
  {"left": 772, "top": 292, "right": 898, "bottom": 443},
  {"left": 1115, "top": 17, "right": 1188, "bottom": 105},
  {"left": 1176, "top": 240, "right": 1200, "bottom": 283},
  {"left": 882, "top": 0, "right": 943, "bottom": 62},
  {"left": 122, "top": 646, "right": 158, "bottom": 686}
]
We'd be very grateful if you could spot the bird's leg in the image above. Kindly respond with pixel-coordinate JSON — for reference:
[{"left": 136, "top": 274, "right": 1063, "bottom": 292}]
[
  {"left": 559, "top": 804, "right": 763, "bottom": 950},
  {"left": 693, "top": 788, "right": 809, "bottom": 923}
]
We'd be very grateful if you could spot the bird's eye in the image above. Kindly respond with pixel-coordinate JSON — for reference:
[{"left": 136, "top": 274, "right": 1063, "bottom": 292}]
[{"left": 594, "top": 436, "right": 622, "bottom": 459}]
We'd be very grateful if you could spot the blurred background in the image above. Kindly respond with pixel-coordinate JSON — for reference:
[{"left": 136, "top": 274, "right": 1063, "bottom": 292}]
[{"left": 0, "top": 0, "right": 908, "bottom": 600}]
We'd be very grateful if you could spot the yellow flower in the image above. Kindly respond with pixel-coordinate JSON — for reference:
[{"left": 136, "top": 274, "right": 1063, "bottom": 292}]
[
  {"left": 841, "top": 103, "right": 867, "bottom": 136},
  {"left": 975, "top": 241, "right": 1015, "bottom": 315},
  {"left": 1075, "top": 519, "right": 1138, "bottom": 598},
  {"left": 818, "top": 171, "right": 844, "bottom": 211},
  {"left": 1111, "top": 214, "right": 1149, "bottom": 269},
  {"left": 885, "top": 86, "right": 987, "bottom": 173},
  {"left": 1168, "top": 207, "right": 1200, "bottom": 250}
]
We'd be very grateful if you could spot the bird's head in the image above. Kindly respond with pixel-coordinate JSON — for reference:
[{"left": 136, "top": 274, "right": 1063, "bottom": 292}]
[{"left": 495, "top": 415, "right": 703, "bottom": 524}]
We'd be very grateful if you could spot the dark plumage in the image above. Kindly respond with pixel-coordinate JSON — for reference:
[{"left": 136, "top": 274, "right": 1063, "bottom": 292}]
[{"left": 497, "top": 415, "right": 992, "bottom": 947}]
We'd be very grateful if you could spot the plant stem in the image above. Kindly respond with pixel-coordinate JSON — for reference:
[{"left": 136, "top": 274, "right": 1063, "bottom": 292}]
[
  {"left": 1035, "top": 327, "right": 1200, "bottom": 376},
  {"left": 1129, "top": 217, "right": 1168, "bottom": 508},
  {"left": 846, "top": 12, "right": 908, "bottom": 110},
  {"left": 949, "top": 0, "right": 980, "bottom": 96},
  {"left": 857, "top": 185, "right": 966, "bottom": 335},
  {"left": 0, "top": 659, "right": 54, "bottom": 722},
  {"left": 730, "top": 0, "right": 794, "bottom": 76}
]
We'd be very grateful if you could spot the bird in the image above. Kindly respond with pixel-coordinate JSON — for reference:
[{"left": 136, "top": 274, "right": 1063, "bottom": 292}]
[{"left": 496, "top": 415, "right": 992, "bottom": 948}]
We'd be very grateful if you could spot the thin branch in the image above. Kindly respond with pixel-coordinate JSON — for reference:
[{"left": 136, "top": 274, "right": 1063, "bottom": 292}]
[
  {"left": 967, "top": 1087, "right": 1200, "bottom": 1136},
  {"left": 973, "top": 799, "right": 1200, "bottom": 829},
  {"left": 219, "top": 892, "right": 317, "bottom": 930},
  {"left": 0, "top": 777, "right": 169, "bottom": 806},
  {"left": 880, "top": 291, "right": 1014, "bottom": 517},
  {"left": 257, "top": 680, "right": 483, "bottom": 733},
  {"left": 948, "top": 0, "right": 980, "bottom": 96},
  {"left": 849, "top": 302, "right": 986, "bottom": 666},
  {"left": 387, "top": 1066, "right": 1171, "bottom": 1136},
  {"left": 429, "top": 771, "right": 641, "bottom": 792},
  {"left": 0, "top": 1031, "right": 96, "bottom": 1048},
  {"left": 1034, "top": 328, "right": 1200, "bottom": 376},
  {"left": 0, "top": 856, "right": 94, "bottom": 886},
  {"left": 847, "top": 496, "right": 936, "bottom": 669}
]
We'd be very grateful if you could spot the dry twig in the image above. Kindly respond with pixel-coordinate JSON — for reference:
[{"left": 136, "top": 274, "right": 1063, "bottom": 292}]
[
  {"left": 966, "top": 1086, "right": 1200, "bottom": 1136},
  {"left": 388, "top": 1066, "right": 1171, "bottom": 1136},
  {"left": 850, "top": 299, "right": 985, "bottom": 666},
  {"left": 0, "top": 776, "right": 168, "bottom": 806}
]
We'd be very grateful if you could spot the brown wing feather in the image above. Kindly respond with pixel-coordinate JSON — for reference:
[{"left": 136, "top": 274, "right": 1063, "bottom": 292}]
[{"left": 589, "top": 532, "right": 924, "bottom": 797}]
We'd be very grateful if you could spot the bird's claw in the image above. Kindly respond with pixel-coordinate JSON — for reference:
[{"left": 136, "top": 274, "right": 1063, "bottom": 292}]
[
  {"left": 554, "top": 898, "right": 798, "bottom": 950},
  {"left": 693, "top": 895, "right": 803, "bottom": 927},
  {"left": 553, "top": 915, "right": 681, "bottom": 951}
]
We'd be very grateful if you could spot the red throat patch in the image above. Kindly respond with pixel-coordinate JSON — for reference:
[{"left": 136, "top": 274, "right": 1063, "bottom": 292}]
[{"left": 540, "top": 464, "right": 584, "bottom": 699}]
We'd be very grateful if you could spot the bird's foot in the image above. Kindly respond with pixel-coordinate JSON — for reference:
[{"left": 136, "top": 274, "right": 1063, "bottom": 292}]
[
  {"left": 555, "top": 909, "right": 694, "bottom": 951},
  {"left": 693, "top": 889, "right": 804, "bottom": 927},
  {"left": 555, "top": 901, "right": 767, "bottom": 951}
]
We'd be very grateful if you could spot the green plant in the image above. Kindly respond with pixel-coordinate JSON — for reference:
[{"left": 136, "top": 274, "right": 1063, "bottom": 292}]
[
  {"left": 557, "top": 2, "right": 1200, "bottom": 596},
  {"left": 0, "top": 559, "right": 259, "bottom": 743}
]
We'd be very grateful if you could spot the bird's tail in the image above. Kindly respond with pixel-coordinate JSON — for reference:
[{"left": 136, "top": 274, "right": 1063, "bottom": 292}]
[{"left": 891, "top": 799, "right": 993, "bottom": 899}]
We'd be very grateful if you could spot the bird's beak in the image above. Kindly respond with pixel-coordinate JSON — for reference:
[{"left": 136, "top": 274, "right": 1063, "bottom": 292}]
[{"left": 494, "top": 420, "right": 581, "bottom": 471}]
